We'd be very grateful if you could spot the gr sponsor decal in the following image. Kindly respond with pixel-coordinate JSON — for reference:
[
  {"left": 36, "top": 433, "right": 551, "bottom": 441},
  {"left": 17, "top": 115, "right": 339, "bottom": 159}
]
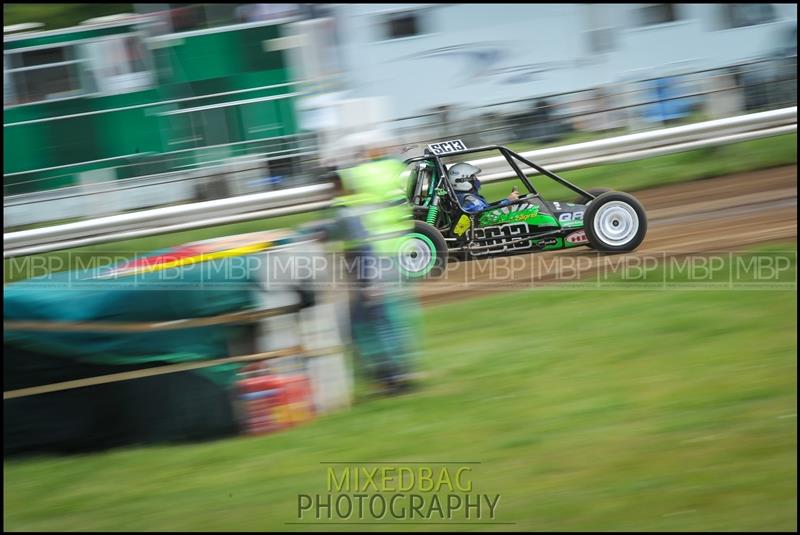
[
  {"left": 565, "top": 230, "right": 589, "bottom": 245},
  {"left": 558, "top": 211, "right": 584, "bottom": 223},
  {"left": 559, "top": 211, "right": 585, "bottom": 229}
]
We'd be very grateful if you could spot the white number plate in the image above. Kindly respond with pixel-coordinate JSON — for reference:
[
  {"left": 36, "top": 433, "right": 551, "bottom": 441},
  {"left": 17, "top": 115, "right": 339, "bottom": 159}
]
[
  {"left": 471, "top": 223, "right": 532, "bottom": 256},
  {"left": 427, "top": 139, "right": 467, "bottom": 155}
]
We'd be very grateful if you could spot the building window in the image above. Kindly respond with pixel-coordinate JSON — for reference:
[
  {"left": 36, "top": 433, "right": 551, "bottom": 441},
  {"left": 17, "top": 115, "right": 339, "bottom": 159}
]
[
  {"left": 3, "top": 58, "right": 14, "bottom": 107},
  {"left": 637, "top": 4, "right": 679, "bottom": 27},
  {"left": 232, "top": 3, "right": 299, "bottom": 24},
  {"left": 588, "top": 28, "right": 615, "bottom": 53},
  {"left": 5, "top": 46, "right": 84, "bottom": 105},
  {"left": 719, "top": 4, "right": 776, "bottom": 30},
  {"left": 386, "top": 12, "right": 420, "bottom": 39},
  {"left": 80, "top": 36, "right": 152, "bottom": 94}
]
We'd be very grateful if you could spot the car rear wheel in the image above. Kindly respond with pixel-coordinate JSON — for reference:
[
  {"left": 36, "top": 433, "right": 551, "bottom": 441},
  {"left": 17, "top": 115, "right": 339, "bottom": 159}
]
[
  {"left": 583, "top": 192, "right": 647, "bottom": 253},
  {"left": 398, "top": 221, "right": 448, "bottom": 279}
]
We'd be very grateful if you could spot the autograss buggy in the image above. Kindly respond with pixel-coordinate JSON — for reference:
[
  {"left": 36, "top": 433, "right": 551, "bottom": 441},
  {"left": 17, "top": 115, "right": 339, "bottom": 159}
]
[{"left": 397, "top": 139, "right": 647, "bottom": 278}]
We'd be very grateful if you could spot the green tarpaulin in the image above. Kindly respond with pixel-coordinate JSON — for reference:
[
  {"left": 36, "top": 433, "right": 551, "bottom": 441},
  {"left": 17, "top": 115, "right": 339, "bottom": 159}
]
[{"left": 4, "top": 249, "right": 270, "bottom": 455}]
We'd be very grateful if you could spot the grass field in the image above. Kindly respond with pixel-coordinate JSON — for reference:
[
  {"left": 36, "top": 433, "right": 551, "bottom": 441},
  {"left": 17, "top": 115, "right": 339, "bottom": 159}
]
[
  {"left": 4, "top": 245, "right": 796, "bottom": 531},
  {"left": 4, "top": 133, "right": 796, "bottom": 284}
]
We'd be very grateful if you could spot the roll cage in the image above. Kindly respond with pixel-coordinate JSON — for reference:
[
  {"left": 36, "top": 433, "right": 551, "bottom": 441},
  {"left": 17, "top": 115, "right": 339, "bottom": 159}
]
[{"left": 403, "top": 144, "right": 597, "bottom": 213}]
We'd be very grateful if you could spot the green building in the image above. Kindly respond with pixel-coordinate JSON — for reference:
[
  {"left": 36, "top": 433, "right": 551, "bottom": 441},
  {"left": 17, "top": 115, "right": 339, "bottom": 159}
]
[{"left": 3, "top": 6, "right": 317, "bottom": 200}]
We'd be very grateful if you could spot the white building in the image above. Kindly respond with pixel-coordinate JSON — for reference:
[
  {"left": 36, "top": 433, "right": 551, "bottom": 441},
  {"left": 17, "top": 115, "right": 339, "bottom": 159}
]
[{"left": 329, "top": 3, "right": 797, "bottom": 122}]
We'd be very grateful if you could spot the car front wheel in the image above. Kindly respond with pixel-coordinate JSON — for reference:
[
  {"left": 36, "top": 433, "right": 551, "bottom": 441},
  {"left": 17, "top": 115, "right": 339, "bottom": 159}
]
[{"left": 583, "top": 192, "right": 647, "bottom": 253}]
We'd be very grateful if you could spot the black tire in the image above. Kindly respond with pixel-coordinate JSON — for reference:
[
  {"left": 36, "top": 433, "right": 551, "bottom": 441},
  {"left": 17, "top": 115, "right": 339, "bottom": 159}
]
[
  {"left": 398, "top": 221, "right": 449, "bottom": 280},
  {"left": 575, "top": 187, "right": 613, "bottom": 251},
  {"left": 583, "top": 192, "right": 647, "bottom": 253},
  {"left": 574, "top": 187, "right": 612, "bottom": 205}
]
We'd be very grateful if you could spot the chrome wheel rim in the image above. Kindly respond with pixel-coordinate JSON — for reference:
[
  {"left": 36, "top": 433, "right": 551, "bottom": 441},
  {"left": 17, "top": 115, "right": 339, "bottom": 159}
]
[
  {"left": 593, "top": 201, "right": 639, "bottom": 247},
  {"left": 399, "top": 235, "right": 435, "bottom": 275}
]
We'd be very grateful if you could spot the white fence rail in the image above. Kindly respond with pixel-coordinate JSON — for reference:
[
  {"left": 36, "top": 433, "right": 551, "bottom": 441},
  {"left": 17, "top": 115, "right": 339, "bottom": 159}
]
[
  {"left": 4, "top": 107, "right": 796, "bottom": 258},
  {"left": 470, "top": 106, "right": 797, "bottom": 179},
  {"left": 3, "top": 133, "right": 318, "bottom": 227}
]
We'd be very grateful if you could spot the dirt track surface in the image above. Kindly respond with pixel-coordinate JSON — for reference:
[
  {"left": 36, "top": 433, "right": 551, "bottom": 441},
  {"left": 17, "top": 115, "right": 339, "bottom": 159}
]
[{"left": 416, "top": 165, "right": 798, "bottom": 306}]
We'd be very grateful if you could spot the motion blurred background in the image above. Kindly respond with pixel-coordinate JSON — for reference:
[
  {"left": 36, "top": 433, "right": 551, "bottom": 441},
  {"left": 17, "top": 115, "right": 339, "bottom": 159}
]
[
  {"left": 3, "top": 3, "right": 797, "bottom": 532},
  {"left": 2, "top": 3, "right": 796, "bottom": 223}
]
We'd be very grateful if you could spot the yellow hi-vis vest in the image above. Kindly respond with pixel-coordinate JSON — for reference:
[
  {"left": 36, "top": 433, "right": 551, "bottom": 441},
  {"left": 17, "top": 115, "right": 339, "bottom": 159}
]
[{"left": 336, "top": 158, "right": 413, "bottom": 255}]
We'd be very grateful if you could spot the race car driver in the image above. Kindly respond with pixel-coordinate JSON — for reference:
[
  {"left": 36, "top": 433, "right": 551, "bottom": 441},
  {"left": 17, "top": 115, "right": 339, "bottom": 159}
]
[{"left": 448, "top": 162, "right": 520, "bottom": 213}]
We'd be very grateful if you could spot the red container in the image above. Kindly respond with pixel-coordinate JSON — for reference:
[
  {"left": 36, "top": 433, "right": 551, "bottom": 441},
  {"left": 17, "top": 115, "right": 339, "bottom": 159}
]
[
  {"left": 238, "top": 376, "right": 282, "bottom": 435},
  {"left": 278, "top": 374, "right": 315, "bottom": 426},
  {"left": 237, "top": 373, "right": 315, "bottom": 435}
]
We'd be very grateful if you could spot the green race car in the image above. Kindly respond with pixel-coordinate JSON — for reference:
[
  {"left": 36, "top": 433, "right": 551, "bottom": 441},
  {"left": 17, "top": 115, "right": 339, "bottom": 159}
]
[{"left": 397, "top": 140, "right": 648, "bottom": 278}]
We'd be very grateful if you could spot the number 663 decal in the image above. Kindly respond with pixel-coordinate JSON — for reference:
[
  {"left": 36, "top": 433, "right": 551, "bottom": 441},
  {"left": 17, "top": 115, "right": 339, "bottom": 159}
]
[{"left": 471, "top": 223, "right": 532, "bottom": 256}]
